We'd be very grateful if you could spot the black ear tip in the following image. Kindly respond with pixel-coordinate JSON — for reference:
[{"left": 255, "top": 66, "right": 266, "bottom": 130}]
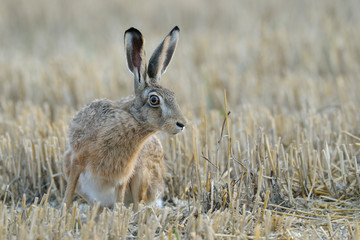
[
  {"left": 172, "top": 26, "right": 180, "bottom": 33},
  {"left": 125, "top": 27, "right": 142, "bottom": 36}
]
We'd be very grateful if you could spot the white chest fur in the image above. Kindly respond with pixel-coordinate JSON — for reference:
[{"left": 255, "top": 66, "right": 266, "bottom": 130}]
[{"left": 77, "top": 169, "right": 117, "bottom": 206}]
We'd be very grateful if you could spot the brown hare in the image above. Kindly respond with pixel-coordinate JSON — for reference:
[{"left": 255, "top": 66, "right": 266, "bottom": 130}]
[{"left": 63, "top": 26, "right": 186, "bottom": 209}]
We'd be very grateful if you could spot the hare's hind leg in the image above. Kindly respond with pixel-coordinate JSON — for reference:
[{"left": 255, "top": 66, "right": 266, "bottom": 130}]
[
  {"left": 63, "top": 153, "right": 84, "bottom": 208},
  {"left": 63, "top": 149, "right": 72, "bottom": 179}
]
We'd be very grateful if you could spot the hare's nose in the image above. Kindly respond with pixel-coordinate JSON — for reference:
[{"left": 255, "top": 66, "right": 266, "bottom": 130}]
[{"left": 176, "top": 122, "right": 185, "bottom": 130}]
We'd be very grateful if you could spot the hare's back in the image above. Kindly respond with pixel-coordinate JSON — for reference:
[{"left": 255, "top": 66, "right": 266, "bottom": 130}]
[{"left": 69, "top": 98, "right": 131, "bottom": 150}]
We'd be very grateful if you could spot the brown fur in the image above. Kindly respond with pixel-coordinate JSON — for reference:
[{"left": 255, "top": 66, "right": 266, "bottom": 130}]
[
  {"left": 63, "top": 26, "right": 185, "bottom": 208},
  {"left": 125, "top": 136, "right": 165, "bottom": 210}
]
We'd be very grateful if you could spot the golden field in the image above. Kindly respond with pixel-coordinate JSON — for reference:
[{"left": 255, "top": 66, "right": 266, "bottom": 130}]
[{"left": 0, "top": 0, "right": 360, "bottom": 238}]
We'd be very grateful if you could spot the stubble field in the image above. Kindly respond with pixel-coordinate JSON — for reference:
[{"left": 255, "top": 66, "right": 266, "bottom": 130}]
[{"left": 0, "top": 0, "right": 360, "bottom": 239}]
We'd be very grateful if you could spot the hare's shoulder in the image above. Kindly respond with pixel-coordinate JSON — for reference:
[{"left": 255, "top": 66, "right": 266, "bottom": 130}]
[
  {"left": 143, "top": 136, "right": 163, "bottom": 154},
  {"left": 69, "top": 98, "right": 134, "bottom": 146},
  {"left": 138, "top": 136, "right": 164, "bottom": 165},
  {"left": 71, "top": 98, "right": 134, "bottom": 125}
]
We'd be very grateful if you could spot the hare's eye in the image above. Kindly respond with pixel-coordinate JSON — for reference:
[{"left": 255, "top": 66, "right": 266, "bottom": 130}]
[{"left": 149, "top": 95, "right": 160, "bottom": 106}]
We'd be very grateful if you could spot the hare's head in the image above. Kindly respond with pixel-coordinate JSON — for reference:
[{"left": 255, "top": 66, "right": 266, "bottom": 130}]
[{"left": 125, "top": 26, "right": 186, "bottom": 135}]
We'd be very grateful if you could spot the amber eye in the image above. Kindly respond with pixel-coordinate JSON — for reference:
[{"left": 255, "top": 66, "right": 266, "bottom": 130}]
[{"left": 149, "top": 95, "right": 160, "bottom": 106}]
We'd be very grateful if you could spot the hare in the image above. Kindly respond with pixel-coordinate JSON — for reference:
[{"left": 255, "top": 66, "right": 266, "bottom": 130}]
[
  {"left": 63, "top": 26, "right": 186, "bottom": 209},
  {"left": 124, "top": 136, "right": 165, "bottom": 210}
]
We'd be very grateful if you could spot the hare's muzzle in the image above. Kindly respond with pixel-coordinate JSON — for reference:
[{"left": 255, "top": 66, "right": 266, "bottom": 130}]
[{"left": 176, "top": 121, "right": 185, "bottom": 130}]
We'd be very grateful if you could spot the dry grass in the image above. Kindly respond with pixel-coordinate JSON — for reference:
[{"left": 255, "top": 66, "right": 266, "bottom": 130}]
[{"left": 1, "top": 0, "right": 360, "bottom": 239}]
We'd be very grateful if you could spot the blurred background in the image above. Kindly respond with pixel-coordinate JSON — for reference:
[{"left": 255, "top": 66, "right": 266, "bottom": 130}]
[
  {"left": 1, "top": 0, "right": 360, "bottom": 237},
  {"left": 1, "top": 0, "right": 359, "bottom": 115}
]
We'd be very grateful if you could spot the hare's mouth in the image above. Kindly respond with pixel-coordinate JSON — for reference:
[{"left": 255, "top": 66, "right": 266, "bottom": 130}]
[
  {"left": 162, "top": 120, "right": 186, "bottom": 135},
  {"left": 163, "top": 126, "right": 184, "bottom": 135},
  {"left": 176, "top": 122, "right": 185, "bottom": 130},
  {"left": 173, "top": 121, "right": 186, "bottom": 134},
  {"left": 172, "top": 125, "right": 185, "bottom": 135}
]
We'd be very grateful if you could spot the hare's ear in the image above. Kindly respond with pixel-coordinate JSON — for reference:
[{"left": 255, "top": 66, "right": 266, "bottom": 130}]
[
  {"left": 125, "top": 27, "right": 147, "bottom": 95},
  {"left": 148, "top": 26, "right": 179, "bottom": 83}
]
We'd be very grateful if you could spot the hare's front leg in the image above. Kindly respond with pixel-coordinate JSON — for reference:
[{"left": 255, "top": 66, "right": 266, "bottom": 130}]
[
  {"left": 115, "top": 183, "right": 127, "bottom": 204},
  {"left": 130, "top": 175, "right": 150, "bottom": 211}
]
